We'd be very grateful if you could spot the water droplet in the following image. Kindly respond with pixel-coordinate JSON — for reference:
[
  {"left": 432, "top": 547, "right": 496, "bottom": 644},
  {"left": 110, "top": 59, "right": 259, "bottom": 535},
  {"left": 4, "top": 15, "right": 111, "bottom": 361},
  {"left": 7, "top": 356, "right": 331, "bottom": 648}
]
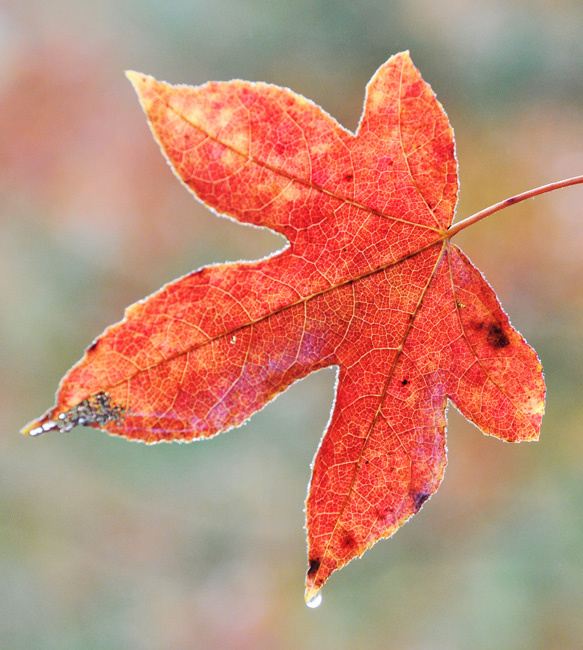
[
  {"left": 306, "top": 592, "right": 322, "bottom": 609},
  {"left": 29, "top": 421, "right": 59, "bottom": 436}
]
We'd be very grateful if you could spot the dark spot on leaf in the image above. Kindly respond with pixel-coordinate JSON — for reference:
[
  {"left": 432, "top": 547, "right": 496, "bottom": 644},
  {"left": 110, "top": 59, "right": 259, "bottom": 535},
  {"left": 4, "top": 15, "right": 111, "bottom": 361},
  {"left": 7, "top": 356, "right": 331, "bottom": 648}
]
[
  {"left": 401, "top": 379, "right": 408, "bottom": 386},
  {"left": 413, "top": 492, "right": 430, "bottom": 511},
  {"left": 307, "top": 558, "right": 321, "bottom": 576},
  {"left": 486, "top": 323, "right": 510, "bottom": 348},
  {"left": 343, "top": 533, "right": 355, "bottom": 547},
  {"left": 343, "top": 173, "right": 353, "bottom": 182}
]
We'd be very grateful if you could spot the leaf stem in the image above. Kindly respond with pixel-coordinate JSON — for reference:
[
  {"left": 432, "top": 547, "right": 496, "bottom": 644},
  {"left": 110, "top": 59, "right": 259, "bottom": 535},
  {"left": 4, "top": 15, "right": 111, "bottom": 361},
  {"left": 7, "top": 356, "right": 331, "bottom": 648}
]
[{"left": 447, "top": 174, "right": 583, "bottom": 239}]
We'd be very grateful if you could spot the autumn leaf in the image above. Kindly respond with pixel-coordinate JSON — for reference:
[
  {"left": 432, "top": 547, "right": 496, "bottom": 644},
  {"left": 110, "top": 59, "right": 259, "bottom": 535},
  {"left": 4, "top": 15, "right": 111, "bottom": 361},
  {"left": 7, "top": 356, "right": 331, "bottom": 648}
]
[{"left": 23, "top": 51, "right": 548, "bottom": 603}]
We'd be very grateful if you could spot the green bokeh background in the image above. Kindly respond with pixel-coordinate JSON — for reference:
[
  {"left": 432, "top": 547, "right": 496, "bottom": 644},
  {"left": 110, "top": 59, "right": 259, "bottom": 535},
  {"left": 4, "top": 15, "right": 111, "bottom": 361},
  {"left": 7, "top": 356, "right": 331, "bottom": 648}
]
[{"left": 2, "top": 1, "right": 583, "bottom": 648}]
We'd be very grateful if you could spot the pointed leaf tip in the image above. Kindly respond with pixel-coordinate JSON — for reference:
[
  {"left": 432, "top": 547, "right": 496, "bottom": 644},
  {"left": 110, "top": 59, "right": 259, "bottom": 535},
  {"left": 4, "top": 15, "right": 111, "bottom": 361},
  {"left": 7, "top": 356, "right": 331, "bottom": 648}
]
[
  {"left": 125, "top": 69, "right": 142, "bottom": 85},
  {"left": 125, "top": 70, "right": 151, "bottom": 92},
  {"left": 125, "top": 71, "right": 162, "bottom": 118}
]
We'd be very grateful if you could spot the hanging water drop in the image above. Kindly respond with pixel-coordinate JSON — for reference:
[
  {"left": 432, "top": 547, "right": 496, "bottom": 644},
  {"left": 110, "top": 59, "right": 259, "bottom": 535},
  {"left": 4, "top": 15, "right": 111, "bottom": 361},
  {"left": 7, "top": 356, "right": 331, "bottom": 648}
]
[{"left": 306, "top": 592, "right": 322, "bottom": 608}]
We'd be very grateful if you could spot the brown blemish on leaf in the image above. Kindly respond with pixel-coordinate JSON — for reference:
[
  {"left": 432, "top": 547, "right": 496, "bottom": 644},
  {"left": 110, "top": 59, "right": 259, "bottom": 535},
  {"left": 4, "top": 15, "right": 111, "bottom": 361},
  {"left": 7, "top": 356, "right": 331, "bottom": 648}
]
[
  {"left": 486, "top": 323, "right": 510, "bottom": 348},
  {"left": 343, "top": 533, "right": 355, "bottom": 548},
  {"left": 307, "top": 558, "right": 321, "bottom": 576},
  {"left": 413, "top": 492, "right": 430, "bottom": 511},
  {"left": 472, "top": 319, "right": 510, "bottom": 349}
]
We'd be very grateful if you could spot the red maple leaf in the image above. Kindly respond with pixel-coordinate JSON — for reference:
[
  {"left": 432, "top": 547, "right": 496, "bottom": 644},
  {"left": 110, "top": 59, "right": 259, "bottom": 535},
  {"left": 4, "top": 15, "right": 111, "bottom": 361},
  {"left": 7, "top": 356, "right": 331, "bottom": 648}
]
[{"left": 23, "top": 52, "right": 549, "bottom": 602}]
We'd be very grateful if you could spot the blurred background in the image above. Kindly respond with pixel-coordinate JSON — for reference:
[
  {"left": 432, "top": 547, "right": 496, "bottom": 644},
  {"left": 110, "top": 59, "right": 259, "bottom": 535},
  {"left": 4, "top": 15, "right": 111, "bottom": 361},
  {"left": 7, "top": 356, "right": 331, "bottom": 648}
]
[{"left": 2, "top": 0, "right": 583, "bottom": 648}]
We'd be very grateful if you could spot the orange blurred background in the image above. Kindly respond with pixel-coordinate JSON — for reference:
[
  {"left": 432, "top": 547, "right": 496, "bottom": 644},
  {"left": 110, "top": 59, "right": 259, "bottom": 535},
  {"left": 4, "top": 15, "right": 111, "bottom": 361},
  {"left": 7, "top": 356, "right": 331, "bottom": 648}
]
[{"left": 2, "top": 1, "right": 583, "bottom": 648}]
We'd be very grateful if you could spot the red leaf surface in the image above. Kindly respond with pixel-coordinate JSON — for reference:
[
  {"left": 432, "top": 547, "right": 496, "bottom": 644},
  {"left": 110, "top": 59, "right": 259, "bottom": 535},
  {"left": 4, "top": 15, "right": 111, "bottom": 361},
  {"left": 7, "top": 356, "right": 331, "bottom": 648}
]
[{"left": 23, "top": 52, "right": 545, "bottom": 601}]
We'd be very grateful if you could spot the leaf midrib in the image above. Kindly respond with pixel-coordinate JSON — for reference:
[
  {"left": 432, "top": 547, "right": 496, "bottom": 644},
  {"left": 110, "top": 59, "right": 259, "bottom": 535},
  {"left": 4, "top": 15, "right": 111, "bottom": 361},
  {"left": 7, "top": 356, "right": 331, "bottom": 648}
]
[{"left": 101, "top": 234, "right": 450, "bottom": 395}]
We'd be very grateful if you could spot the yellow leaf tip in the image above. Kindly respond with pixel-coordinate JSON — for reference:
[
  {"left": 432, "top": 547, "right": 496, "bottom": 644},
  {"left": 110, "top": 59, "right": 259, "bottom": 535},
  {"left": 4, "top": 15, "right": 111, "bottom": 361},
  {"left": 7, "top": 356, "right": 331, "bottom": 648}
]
[
  {"left": 20, "top": 423, "right": 32, "bottom": 436},
  {"left": 125, "top": 70, "right": 154, "bottom": 93},
  {"left": 125, "top": 69, "right": 140, "bottom": 80}
]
